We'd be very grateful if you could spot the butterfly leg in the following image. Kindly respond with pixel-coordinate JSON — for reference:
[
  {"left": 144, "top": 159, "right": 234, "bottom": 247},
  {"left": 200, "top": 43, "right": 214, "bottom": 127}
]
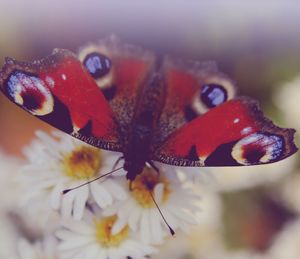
[
  {"left": 129, "top": 180, "right": 133, "bottom": 191},
  {"left": 147, "top": 160, "right": 160, "bottom": 176},
  {"left": 112, "top": 156, "right": 124, "bottom": 170}
]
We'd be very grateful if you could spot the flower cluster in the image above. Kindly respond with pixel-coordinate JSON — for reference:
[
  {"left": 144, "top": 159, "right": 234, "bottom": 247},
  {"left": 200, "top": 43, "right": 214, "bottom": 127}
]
[
  {"left": 5, "top": 73, "right": 300, "bottom": 259},
  {"left": 13, "top": 131, "right": 202, "bottom": 258}
]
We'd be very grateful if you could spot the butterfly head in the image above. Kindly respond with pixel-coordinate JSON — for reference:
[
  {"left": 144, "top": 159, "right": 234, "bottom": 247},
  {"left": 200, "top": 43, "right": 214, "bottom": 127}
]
[{"left": 123, "top": 160, "right": 145, "bottom": 182}]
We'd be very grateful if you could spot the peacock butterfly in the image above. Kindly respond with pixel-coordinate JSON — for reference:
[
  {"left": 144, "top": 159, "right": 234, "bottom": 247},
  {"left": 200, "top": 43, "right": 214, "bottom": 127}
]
[{"left": 0, "top": 35, "right": 297, "bottom": 182}]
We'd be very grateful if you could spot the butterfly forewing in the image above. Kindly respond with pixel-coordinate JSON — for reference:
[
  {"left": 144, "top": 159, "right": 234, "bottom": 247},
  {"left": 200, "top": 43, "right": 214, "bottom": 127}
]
[
  {"left": 153, "top": 97, "right": 297, "bottom": 166},
  {"left": 0, "top": 36, "right": 297, "bottom": 172},
  {"left": 0, "top": 49, "right": 122, "bottom": 151}
]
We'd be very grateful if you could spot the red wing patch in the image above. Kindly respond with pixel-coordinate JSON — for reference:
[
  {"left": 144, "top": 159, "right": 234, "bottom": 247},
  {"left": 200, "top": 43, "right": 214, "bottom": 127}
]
[
  {"left": 77, "top": 36, "right": 156, "bottom": 137},
  {"left": 152, "top": 58, "right": 237, "bottom": 148},
  {"left": 0, "top": 49, "right": 122, "bottom": 151},
  {"left": 154, "top": 97, "right": 297, "bottom": 166},
  {"left": 162, "top": 57, "right": 236, "bottom": 117},
  {"left": 0, "top": 37, "right": 297, "bottom": 172}
]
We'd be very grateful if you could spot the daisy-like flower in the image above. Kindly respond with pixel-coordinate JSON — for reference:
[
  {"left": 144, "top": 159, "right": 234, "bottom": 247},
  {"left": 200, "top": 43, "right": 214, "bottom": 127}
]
[
  {"left": 104, "top": 164, "right": 201, "bottom": 245},
  {"left": 56, "top": 211, "right": 156, "bottom": 259},
  {"left": 0, "top": 150, "right": 25, "bottom": 258},
  {"left": 0, "top": 149, "right": 23, "bottom": 209},
  {"left": 0, "top": 212, "right": 21, "bottom": 259},
  {"left": 12, "top": 236, "right": 58, "bottom": 259},
  {"left": 19, "top": 131, "right": 127, "bottom": 220},
  {"left": 153, "top": 189, "right": 223, "bottom": 259}
]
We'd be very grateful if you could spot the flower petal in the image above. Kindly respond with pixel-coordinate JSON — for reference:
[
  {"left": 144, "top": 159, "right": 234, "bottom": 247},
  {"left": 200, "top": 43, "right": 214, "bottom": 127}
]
[
  {"left": 90, "top": 182, "right": 112, "bottom": 208},
  {"left": 50, "top": 182, "right": 64, "bottom": 210},
  {"left": 73, "top": 186, "right": 89, "bottom": 220}
]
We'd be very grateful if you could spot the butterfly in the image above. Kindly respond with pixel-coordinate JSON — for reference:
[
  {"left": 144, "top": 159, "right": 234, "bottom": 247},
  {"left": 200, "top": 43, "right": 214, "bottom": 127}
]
[{"left": 0, "top": 35, "right": 298, "bottom": 182}]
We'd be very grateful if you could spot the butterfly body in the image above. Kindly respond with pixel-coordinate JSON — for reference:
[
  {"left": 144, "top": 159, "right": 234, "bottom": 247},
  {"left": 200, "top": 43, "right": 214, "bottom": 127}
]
[
  {"left": 122, "top": 71, "right": 166, "bottom": 180},
  {"left": 0, "top": 36, "right": 297, "bottom": 182}
]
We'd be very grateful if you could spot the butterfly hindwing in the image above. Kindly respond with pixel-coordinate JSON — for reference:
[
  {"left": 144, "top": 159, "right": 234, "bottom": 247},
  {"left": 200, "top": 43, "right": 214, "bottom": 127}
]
[
  {"left": 0, "top": 36, "right": 297, "bottom": 170},
  {"left": 0, "top": 49, "right": 122, "bottom": 151},
  {"left": 77, "top": 35, "right": 156, "bottom": 140},
  {"left": 153, "top": 97, "right": 297, "bottom": 166},
  {"left": 151, "top": 56, "right": 237, "bottom": 149}
]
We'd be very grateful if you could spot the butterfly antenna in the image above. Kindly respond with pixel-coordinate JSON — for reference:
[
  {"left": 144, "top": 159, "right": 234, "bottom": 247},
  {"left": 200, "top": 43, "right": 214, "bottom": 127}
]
[
  {"left": 112, "top": 156, "right": 124, "bottom": 170},
  {"left": 149, "top": 190, "right": 175, "bottom": 236},
  {"left": 62, "top": 166, "right": 123, "bottom": 195}
]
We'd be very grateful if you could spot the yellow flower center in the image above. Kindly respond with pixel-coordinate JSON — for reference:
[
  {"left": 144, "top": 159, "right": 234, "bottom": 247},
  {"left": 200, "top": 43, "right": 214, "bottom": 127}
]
[
  {"left": 62, "top": 145, "right": 102, "bottom": 179},
  {"left": 131, "top": 167, "right": 171, "bottom": 208},
  {"left": 95, "top": 215, "right": 129, "bottom": 247}
]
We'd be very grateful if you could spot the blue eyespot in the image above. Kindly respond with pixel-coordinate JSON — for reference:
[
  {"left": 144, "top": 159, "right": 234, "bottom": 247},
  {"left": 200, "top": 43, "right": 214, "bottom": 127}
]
[
  {"left": 83, "top": 52, "right": 111, "bottom": 79},
  {"left": 200, "top": 84, "right": 227, "bottom": 108},
  {"left": 5, "top": 71, "right": 54, "bottom": 115},
  {"left": 232, "top": 133, "right": 284, "bottom": 165}
]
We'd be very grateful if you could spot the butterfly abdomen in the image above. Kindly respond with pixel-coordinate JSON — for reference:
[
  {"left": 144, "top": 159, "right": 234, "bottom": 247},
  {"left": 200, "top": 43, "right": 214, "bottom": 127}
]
[{"left": 123, "top": 72, "right": 166, "bottom": 180}]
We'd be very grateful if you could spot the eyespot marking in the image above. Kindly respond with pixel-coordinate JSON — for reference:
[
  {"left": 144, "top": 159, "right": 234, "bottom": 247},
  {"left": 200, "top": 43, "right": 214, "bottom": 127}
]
[
  {"left": 45, "top": 76, "right": 55, "bottom": 88},
  {"left": 83, "top": 52, "right": 111, "bottom": 79},
  {"left": 241, "top": 126, "right": 253, "bottom": 135},
  {"left": 5, "top": 71, "right": 54, "bottom": 116},
  {"left": 232, "top": 133, "right": 284, "bottom": 165},
  {"left": 200, "top": 84, "right": 228, "bottom": 108},
  {"left": 190, "top": 83, "right": 230, "bottom": 116}
]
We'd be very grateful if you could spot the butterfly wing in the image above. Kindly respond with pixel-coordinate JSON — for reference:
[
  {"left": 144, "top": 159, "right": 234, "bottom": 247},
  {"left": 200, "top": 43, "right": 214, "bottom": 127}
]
[
  {"left": 151, "top": 56, "right": 237, "bottom": 149},
  {"left": 153, "top": 97, "right": 297, "bottom": 166},
  {"left": 77, "top": 35, "right": 156, "bottom": 140},
  {"left": 0, "top": 49, "right": 122, "bottom": 151},
  {"left": 1, "top": 37, "right": 297, "bottom": 166}
]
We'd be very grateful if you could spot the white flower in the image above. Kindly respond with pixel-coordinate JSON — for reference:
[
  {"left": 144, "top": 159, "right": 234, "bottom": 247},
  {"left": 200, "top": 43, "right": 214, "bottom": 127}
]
[
  {"left": 12, "top": 236, "right": 58, "bottom": 259},
  {"left": 18, "top": 191, "right": 61, "bottom": 233},
  {"left": 0, "top": 213, "right": 20, "bottom": 259},
  {"left": 104, "top": 164, "right": 202, "bottom": 245},
  {"left": 0, "top": 150, "right": 24, "bottom": 258},
  {"left": 19, "top": 131, "right": 127, "bottom": 220},
  {"left": 56, "top": 211, "right": 156, "bottom": 259},
  {"left": 153, "top": 189, "right": 223, "bottom": 259},
  {"left": 0, "top": 149, "right": 24, "bottom": 209}
]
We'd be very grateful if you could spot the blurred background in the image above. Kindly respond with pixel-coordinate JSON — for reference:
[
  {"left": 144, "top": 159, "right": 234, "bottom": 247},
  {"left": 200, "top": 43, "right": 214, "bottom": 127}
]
[{"left": 1, "top": 0, "right": 300, "bottom": 258}]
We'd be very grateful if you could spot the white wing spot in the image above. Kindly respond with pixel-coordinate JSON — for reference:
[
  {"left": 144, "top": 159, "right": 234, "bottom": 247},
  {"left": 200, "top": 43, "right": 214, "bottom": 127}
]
[
  {"left": 241, "top": 127, "right": 252, "bottom": 135},
  {"left": 233, "top": 118, "right": 240, "bottom": 124},
  {"left": 61, "top": 74, "right": 67, "bottom": 80},
  {"left": 45, "top": 76, "right": 55, "bottom": 88}
]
